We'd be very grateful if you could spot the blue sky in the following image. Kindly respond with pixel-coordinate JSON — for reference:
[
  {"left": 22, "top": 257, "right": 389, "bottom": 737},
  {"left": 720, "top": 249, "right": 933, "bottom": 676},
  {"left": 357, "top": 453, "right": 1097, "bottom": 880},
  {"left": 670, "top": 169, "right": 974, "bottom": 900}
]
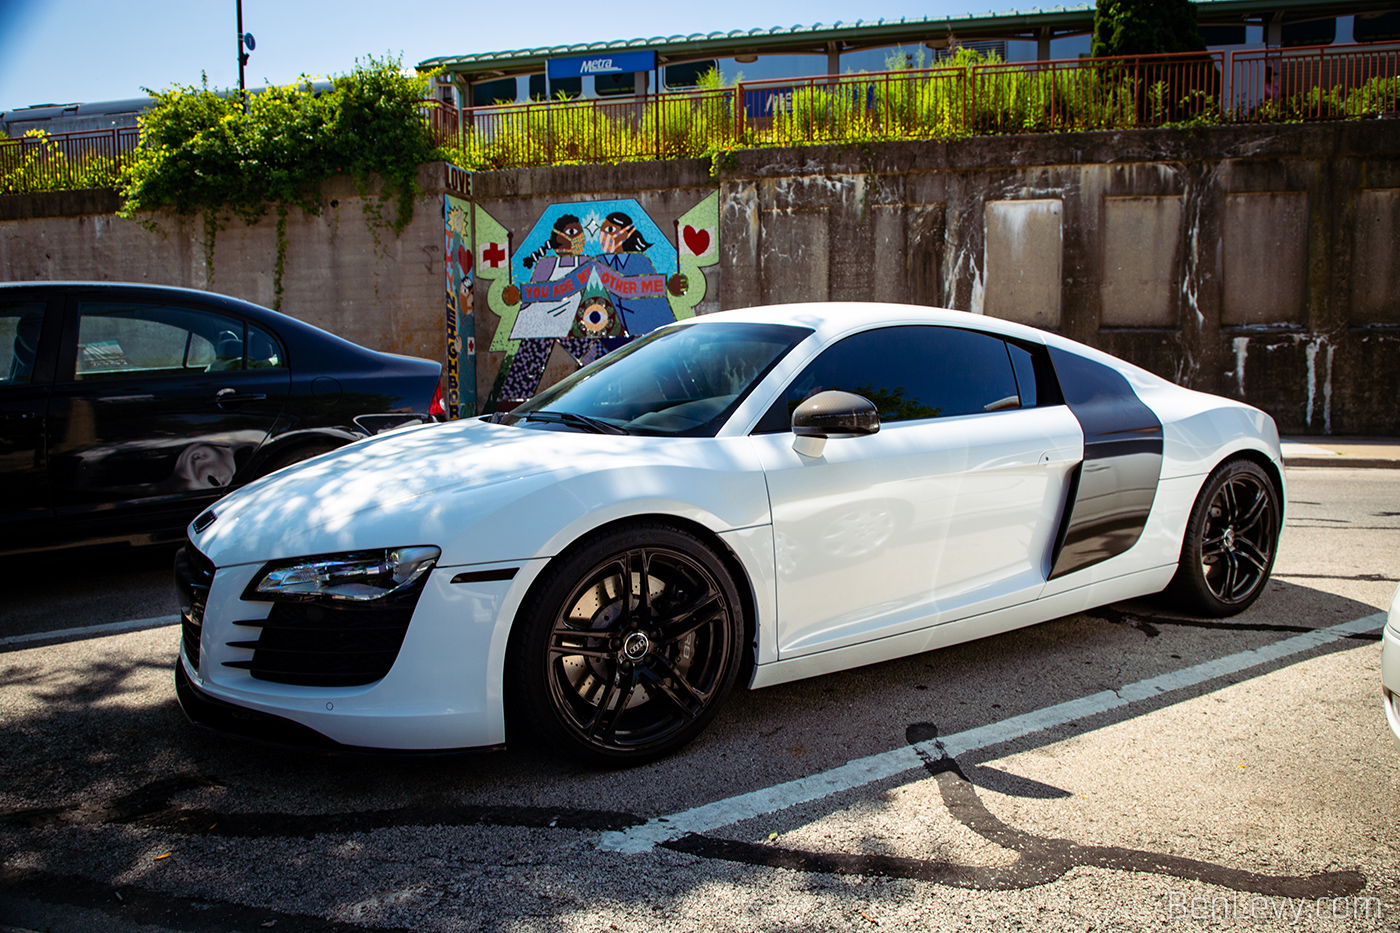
[{"left": 0, "top": 0, "right": 990, "bottom": 111}]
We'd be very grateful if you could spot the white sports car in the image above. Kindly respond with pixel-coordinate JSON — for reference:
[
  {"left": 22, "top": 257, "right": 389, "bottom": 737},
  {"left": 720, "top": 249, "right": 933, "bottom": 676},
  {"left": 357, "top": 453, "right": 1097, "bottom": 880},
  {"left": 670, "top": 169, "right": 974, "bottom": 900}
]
[{"left": 175, "top": 303, "right": 1285, "bottom": 764}]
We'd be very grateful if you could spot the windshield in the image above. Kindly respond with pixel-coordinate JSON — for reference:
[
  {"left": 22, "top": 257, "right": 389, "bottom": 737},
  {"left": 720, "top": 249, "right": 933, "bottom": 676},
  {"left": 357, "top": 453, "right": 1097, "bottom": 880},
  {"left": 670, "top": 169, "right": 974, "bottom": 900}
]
[{"left": 500, "top": 322, "right": 813, "bottom": 437}]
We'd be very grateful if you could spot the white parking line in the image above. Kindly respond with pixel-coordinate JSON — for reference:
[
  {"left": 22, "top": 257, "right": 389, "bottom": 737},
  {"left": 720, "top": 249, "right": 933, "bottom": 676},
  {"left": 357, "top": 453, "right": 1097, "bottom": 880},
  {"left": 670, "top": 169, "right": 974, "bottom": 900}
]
[
  {"left": 597, "top": 612, "right": 1386, "bottom": 854},
  {"left": 0, "top": 614, "right": 181, "bottom": 649}
]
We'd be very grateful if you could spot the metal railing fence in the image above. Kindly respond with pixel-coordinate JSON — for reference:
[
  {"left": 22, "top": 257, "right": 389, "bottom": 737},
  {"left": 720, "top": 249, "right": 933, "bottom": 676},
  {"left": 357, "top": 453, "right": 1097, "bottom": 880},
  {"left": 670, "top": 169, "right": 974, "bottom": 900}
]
[
  {"left": 432, "top": 44, "right": 1400, "bottom": 167},
  {"left": 1229, "top": 42, "right": 1400, "bottom": 120},
  {"left": 0, "top": 126, "right": 139, "bottom": 194}
]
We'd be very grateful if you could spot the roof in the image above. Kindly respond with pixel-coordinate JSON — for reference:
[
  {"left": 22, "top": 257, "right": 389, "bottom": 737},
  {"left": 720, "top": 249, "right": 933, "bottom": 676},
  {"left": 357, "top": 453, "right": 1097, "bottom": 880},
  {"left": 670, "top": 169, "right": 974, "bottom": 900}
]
[
  {"left": 418, "top": 0, "right": 1387, "bottom": 79},
  {"left": 420, "top": 6, "right": 1095, "bottom": 76}
]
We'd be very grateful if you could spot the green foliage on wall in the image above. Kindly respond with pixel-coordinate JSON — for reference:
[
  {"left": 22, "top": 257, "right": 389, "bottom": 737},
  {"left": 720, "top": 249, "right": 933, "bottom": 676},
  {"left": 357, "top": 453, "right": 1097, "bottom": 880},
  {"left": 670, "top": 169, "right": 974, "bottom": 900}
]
[
  {"left": 119, "top": 56, "right": 442, "bottom": 299},
  {"left": 1092, "top": 0, "right": 1206, "bottom": 57}
]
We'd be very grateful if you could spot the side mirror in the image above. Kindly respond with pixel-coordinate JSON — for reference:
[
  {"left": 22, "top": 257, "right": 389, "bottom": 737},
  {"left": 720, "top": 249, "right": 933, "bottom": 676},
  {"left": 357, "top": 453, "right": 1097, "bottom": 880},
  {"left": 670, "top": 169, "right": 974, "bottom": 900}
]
[{"left": 791, "top": 390, "right": 880, "bottom": 438}]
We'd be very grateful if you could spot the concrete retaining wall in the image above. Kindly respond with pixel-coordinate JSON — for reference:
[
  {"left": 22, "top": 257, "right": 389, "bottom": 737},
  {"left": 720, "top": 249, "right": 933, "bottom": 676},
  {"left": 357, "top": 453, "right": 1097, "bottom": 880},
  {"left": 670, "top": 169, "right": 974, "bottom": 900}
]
[
  {"left": 0, "top": 164, "right": 458, "bottom": 364},
  {"left": 709, "top": 122, "right": 1400, "bottom": 435},
  {"left": 3, "top": 122, "right": 1398, "bottom": 433}
]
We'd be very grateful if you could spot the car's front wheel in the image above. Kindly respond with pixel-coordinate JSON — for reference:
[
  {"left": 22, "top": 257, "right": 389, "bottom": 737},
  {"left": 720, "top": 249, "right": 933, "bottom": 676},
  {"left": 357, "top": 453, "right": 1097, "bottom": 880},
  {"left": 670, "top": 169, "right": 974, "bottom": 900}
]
[
  {"left": 507, "top": 523, "right": 744, "bottom": 766},
  {"left": 1167, "top": 458, "right": 1281, "bottom": 617}
]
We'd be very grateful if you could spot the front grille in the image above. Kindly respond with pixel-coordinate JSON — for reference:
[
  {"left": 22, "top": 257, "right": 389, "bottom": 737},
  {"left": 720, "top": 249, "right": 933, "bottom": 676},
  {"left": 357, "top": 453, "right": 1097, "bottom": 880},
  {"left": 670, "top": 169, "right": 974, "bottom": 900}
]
[
  {"left": 174, "top": 544, "right": 215, "bottom": 669},
  {"left": 221, "top": 589, "right": 423, "bottom": 687}
]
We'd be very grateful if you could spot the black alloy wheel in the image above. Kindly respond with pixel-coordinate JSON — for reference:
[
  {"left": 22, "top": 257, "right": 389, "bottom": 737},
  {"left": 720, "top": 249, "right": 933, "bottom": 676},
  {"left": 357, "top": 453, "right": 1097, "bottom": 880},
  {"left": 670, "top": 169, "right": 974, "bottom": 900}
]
[
  {"left": 508, "top": 524, "right": 744, "bottom": 765},
  {"left": 1168, "top": 458, "right": 1280, "bottom": 617}
]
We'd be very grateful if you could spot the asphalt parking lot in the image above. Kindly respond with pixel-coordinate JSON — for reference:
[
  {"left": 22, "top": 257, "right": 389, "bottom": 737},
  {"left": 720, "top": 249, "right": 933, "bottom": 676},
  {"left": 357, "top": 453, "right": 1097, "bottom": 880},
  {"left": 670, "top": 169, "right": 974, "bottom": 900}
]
[{"left": 1, "top": 443, "right": 1397, "bottom": 932}]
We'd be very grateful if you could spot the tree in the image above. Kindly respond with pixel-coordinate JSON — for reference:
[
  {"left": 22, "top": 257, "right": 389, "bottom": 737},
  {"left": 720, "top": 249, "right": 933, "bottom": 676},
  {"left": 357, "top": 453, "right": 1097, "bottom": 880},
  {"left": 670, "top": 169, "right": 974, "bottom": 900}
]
[{"left": 1092, "top": 0, "right": 1206, "bottom": 57}]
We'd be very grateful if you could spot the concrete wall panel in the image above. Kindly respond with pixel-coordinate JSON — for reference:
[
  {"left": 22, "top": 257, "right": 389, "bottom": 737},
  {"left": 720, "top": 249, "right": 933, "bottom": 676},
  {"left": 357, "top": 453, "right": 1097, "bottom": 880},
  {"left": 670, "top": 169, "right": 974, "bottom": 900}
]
[
  {"left": 1221, "top": 192, "right": 1309, "bottom": 327},
  {"left": 982, "top": 199, "right": 1062, "bottom": 329},
  {"left": 1100, "top": 196, "right": 1183, "bottom": 328},
  {"left": 907, "top": 203, "right": 946, "bottom": 308},
  {"left": 759, "top": 208, "right": 830, "bottom": 304},
  {"left": 1351, "top": 188, "right": 1400, "bottom": 324},
  {"left": 869, "top": 204, "right": 907, "bottom": 305}
]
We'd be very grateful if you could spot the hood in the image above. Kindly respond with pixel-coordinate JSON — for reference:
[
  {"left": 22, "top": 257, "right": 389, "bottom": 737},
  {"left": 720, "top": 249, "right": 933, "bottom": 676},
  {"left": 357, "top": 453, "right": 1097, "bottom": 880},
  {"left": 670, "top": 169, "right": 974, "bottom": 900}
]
[
  {"left": 190, "top": 419, "right": 764, "bottom": 568},
  {"left": 195, "top": 420, "right": 596, "bottom": 563}
]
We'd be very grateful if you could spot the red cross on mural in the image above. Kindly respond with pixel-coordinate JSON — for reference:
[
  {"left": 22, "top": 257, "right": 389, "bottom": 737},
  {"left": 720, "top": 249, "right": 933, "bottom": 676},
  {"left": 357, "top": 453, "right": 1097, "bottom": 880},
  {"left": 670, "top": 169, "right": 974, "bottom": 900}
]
[{"left": 482, "top": 242, "right": 507, "bottom": 268}]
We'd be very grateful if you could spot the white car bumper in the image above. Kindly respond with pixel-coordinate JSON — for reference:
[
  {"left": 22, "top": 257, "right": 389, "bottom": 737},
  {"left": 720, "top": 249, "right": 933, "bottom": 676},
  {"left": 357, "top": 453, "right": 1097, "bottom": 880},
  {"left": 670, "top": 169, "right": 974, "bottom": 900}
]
[
  {"left": 177, "top": 558, "right": 547, "bottom": 751},
  {"left": 1383, "top": 587, "right": 1400, "bottom": 754}
]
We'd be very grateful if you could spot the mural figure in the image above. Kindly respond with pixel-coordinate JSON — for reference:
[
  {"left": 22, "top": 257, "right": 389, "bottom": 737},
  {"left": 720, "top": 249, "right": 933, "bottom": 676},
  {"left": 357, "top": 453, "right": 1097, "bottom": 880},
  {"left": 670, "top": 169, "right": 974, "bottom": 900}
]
[
  {"left": 474, "top": 193, "right": 719, "bottom": 412},
  {"left": 444, "top": 194, "right": 475, "bottom": 418}
]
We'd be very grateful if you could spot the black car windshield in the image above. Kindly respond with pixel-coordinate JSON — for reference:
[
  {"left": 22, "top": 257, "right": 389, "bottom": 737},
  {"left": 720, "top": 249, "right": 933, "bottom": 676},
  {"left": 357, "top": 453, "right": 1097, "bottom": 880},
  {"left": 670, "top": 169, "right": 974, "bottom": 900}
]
[{"left": 500, "top": 322, "right": 813, "bottom": 437}]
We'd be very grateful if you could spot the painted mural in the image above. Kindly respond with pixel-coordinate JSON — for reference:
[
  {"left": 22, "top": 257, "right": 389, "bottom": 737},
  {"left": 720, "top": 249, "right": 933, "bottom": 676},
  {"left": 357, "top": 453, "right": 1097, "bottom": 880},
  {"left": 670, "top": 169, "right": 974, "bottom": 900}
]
[
  {"left": 444, "top": 194, "right": 476, "bottom": 419},
  {"left": 474, "top": 192, "right": 719, "bottom": 409}
]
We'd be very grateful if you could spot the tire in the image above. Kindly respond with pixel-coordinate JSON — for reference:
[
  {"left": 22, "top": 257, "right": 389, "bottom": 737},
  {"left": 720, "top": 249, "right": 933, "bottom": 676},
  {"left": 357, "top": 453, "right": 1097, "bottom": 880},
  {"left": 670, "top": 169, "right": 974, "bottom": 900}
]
[
  {"left": 1167, "top": 458, "right": 1281, "bottom": 617},
  {"left": 507, "top": 523, "right": 744, "bottom": 766}
]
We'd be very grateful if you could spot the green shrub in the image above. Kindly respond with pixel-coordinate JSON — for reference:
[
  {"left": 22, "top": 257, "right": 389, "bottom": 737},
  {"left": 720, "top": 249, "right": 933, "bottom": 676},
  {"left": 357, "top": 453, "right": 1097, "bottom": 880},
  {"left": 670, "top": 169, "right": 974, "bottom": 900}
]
[{"left": 121, "top": 55, "right": 441, "bottom": 234}]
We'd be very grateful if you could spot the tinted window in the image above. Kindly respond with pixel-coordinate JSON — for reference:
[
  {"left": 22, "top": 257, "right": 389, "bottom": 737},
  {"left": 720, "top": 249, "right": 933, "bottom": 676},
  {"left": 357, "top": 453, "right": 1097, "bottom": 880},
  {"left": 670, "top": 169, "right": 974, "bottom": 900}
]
[
  {"left": 1282, "top": 18, "right": 1335, "bottom": 47},
  {"left": 1007, "top": 342, "right": 1038, "bottom": 408},
  {"left": 665, "top": 61, "right": 718, "bottom": 89},
  {"left": 1356, "top": 12, "right": 1400, "bottom": 43},
  {"left": 75, "top": 302, "right": 259, "bottom": 380},
  {"left": 759, "top": 326, "right": 1022, "bottom": 431},
  {"left": 0, "top": 302, "right": 46, "bottom": 386},
  {"left": 248, "top": 325, "right": 285, "bottom": 369},
  {"left": 472, "top": 77, "right": 517, "bottom": 106},
  {"left": 594, "top": 72, "right": 637, "bottom": 96},
  {"left": 531, "top": 76, "right": 582, "bottom": 100}
]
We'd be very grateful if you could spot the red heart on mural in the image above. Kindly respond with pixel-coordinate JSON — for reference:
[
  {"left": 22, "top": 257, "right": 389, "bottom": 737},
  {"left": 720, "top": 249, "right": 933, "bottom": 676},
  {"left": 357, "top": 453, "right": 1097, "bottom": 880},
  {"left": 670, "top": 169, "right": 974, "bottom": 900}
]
[
  {"left": 682, "top": 225, "right": 710, "bottom": 257},
  {"left": 457, "top": 244, "right": 473, "bottom": 274}
]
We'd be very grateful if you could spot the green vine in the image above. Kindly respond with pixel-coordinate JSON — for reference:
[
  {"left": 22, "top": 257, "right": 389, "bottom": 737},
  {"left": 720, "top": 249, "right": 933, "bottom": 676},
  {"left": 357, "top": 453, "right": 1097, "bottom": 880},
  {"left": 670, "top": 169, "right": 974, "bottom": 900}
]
[
  {"left": 707, "top": 147, "right": 738, "bottom": 179},
  {"left": 202, "top": 211, "right": 219, "bottom": 286},
  {"left": 273, "top": 204, "right": 288, "bottom": 311},
  {"left": 120, "top": 56, "right": 443, "bottom": 285}
]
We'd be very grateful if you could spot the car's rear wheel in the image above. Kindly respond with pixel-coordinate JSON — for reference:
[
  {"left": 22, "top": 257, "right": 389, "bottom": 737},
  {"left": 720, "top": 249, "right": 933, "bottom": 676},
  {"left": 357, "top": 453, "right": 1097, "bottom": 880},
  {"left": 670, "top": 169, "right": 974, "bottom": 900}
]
[
  {"left": 1167, "top": 458, "right": 1280, "bottom": 617},
  {"left": 507, "top": 523, "right": 744, "bottom": 766}
]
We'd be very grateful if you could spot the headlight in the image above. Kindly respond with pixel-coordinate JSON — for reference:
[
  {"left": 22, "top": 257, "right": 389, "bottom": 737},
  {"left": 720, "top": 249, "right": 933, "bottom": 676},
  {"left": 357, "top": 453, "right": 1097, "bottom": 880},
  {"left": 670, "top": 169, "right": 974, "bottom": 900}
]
[{"left": 247, "top": 546, "right": 441, "bottom": 602}]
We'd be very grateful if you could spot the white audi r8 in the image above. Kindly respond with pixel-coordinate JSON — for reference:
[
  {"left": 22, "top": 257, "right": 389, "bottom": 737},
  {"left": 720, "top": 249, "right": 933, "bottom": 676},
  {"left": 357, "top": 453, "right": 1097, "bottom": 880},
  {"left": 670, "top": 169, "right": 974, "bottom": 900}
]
[{"left": 175, "top": 303, "right": 1285, "bottom": 764}]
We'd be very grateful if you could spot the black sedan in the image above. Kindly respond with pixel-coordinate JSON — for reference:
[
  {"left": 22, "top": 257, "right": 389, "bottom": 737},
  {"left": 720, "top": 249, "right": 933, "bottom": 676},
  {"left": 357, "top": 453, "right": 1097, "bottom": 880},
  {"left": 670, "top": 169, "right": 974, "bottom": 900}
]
[{"left": 0, "top": 282, "right": 442, "bottom": 555}]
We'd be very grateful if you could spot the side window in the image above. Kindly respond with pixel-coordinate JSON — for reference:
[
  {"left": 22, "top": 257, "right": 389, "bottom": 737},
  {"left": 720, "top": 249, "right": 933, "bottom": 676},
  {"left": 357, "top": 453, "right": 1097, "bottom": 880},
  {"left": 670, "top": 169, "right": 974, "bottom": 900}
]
[
  {"left": 0, "top": 302, "right": 47, "bottom": 386},
  {"left": 247, "top": 325, "right": 285, "bottom": 369},
  {"left": 1007, "top": 343, "right": 1038, "bottom": 408},
  {"left": 75, "top": 302, "right": 248, "bottom": 380},
  {"left": 755, "top": 326, "right": 1022, "bottom": 432},
  {"left": 472, "top": 77, "right": 517, "bottom": 106}
]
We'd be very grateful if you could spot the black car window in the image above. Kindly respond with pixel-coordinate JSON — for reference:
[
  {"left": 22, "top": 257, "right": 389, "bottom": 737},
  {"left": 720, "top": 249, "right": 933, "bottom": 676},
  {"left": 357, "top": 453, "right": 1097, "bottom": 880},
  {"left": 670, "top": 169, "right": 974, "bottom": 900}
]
[
  {"left": 75, "top": 303, "right": 250, "bottom": 379},
  {"left": 247, "top": 325, "right": 285, "bottom": 369},
  {"left": 755, "top": 325, "right": 1022, "bottom": 432},
  {"left": 0, "top": 302, "right": 46, "bottom": 386},
  {"left": 1007, "top": 342, "right": 1038, "bottom": 408}
]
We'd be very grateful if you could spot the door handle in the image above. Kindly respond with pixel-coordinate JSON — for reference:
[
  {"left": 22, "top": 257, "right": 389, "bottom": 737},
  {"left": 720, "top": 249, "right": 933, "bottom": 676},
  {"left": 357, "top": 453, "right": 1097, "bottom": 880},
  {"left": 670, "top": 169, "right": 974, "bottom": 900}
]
[
  {"left": 1040, "top": 447, "right": 1081, "bottom": 465},
  {"left": 212, "top": 388, "right": 267, "bottom": 406}
]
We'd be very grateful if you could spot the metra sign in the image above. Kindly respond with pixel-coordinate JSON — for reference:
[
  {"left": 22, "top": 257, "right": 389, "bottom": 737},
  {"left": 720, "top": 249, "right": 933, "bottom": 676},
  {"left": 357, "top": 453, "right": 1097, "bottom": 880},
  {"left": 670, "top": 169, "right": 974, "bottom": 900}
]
[{"left": 547, "top": 50, "right": 657, "bottom": 80}]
